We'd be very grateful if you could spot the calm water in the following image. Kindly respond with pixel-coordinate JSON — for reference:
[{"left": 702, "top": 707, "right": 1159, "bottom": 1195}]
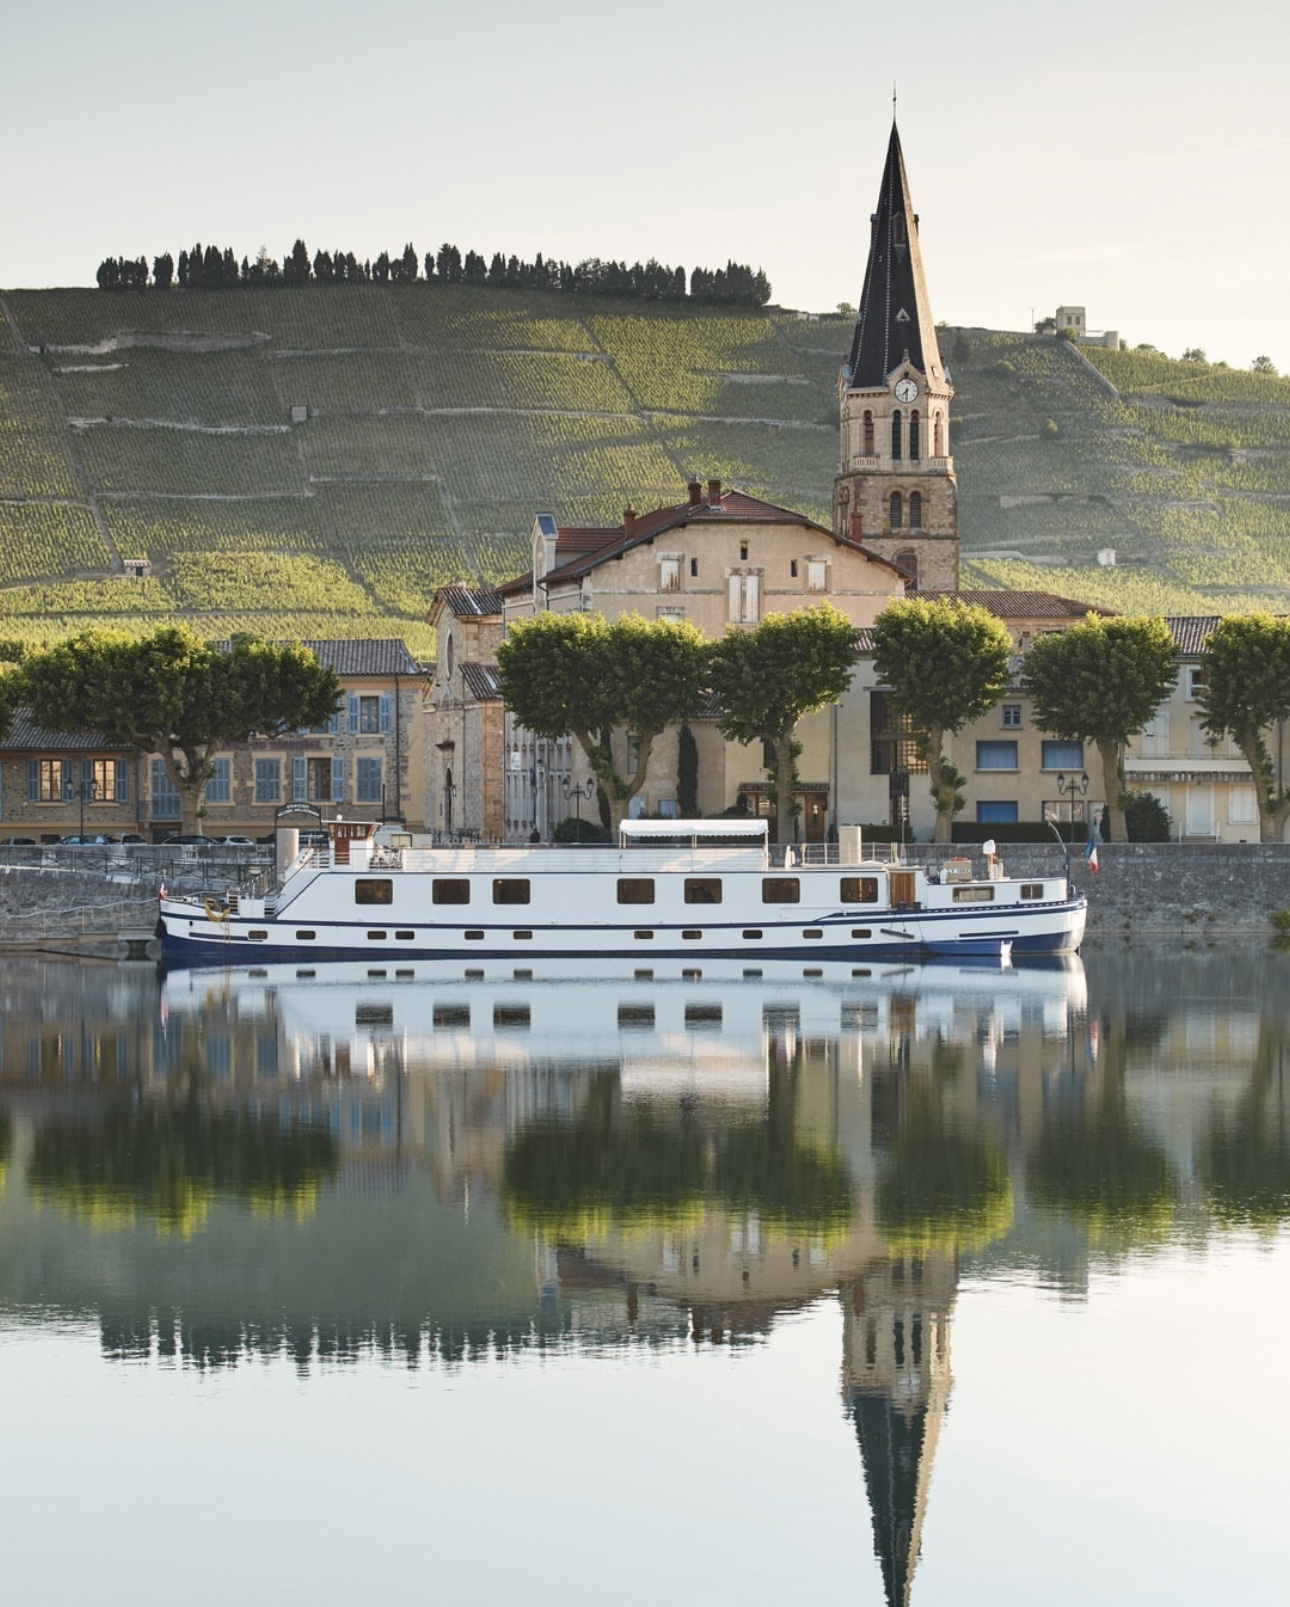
[{"left": 1, "top": 947, "right": 1288, "bottom": 1606}]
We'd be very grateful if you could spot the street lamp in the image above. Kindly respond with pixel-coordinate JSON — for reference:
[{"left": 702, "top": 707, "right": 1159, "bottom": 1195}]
[
  {"left": 560, "top": 775, "right": 597, "bottom": 839},
  {"left": 1055, "top": 771, "right": 1089, "bottom": 830},
  {"left": 63, "top": 771, "right": 99, "bottom": 837}
]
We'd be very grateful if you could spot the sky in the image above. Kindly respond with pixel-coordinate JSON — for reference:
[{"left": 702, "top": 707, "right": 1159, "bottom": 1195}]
[{"left": 4, "top": 0, "right": 1288, "bottom": 370}]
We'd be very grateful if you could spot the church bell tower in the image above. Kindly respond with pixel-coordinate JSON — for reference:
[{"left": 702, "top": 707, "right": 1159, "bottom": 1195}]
[{"left": 834, "top": 123, "right": 958, "bottom": 592}]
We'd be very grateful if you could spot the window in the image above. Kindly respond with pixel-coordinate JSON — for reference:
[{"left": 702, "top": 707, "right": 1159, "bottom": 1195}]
[
  {"left": 909, "top": 410, "right": 920, "bottom": 461},
  {"left": 806, "top": 559, "right": 828, "bottom": 592},
  {"left": 976, "top": 741, "right": 1018, "bottom": 771},
  {"left": 893, "top": 549, "right": 919, "bottom": 589},
  {"left": 656, "top": 605, "right": 685, "bottom": 620},
  {"left": 1138, "top": 707, "right": 1170, "bottom": 758},
  {"left": 355, "top": 879, "right": 394, "bottom": 905},
  {"left": 205, "top": 757, "right": 231, "bottom": 804},
  {"left": 889, "top": 491, "right": 903, "bottom": 531},
  {"left": 660, "top": 556, "right": 681, "bottom": 592},
  {"left": 86, "top": 759, "right": 128, "bottom": 802},
  {"left": 1229, "top": 785, "right": 1258, "bottom": 825},
  {"left": 1041, "top": 740, "right": 1084, "bottom": 771},
  {"left": 689, "top": 557, "right": 698, "bottom": 578},
  {"left": 953, "top": 885, "right": 995, "bottom": 903},
  {"left": 617, "top": 878, "right": 655, "bottom": 904},
  {"left": 349, "top": 694, "right": 391, "bottom": 734},
  {"left": 306, "top": 756, "right": 339, "bottom": 802},
  {"left": 790, "top": 559, "right": 798, "bottom": 578},
  {"left": 254, "top": 758, "right": 282, "bottom": 804},
  {"left": 684, "top": 878, "right": 722, "bottom": 904},
  {"left": 862, "top": 410, "right": 874, "bottom": 455},
  {"left": 840, "top": 876, "right": 879, "bottom": 903},
  {"left": 934, "top": 414, "right": 943, "bottom": 456},
  {"left": 1020, "top": 884, "right": 1044, "bottom": 900},
  {"left": 1186, "top": 667, "right": 1207, "bottom": 702},
  {"left": 29, "top": 758, "right": 71, "bottom": 803},
  {"left": 150, "top": 758, "right": 181, "bottom": 818},
  {"left": 762, "top": 878, "right": 800, "bottom": 904},
  {"left": 728, "top": 573, "right": 760, "bottom": 624},
  {"left": 493, "top": 878, "right": 531, "bottom": 905},
  {"left": 739, "top": 541, "right": 749, "bottom": 561},
  {"left": 1001, "top": 704, "right": 1022, "bottom": 728},
  {"left": 891, "top": 410, "right": 903, "bottom": 460},
  {"left": 356, "top": 757, "right": 383, "bottom": 804},
  {"left": 977, "top": 800, "right": 1019, "bottom": 823},
  {"left": 432, "top": 879, "right": 470, "bottom": 904},
  {"left": 908, "top": 491, "right": 923, "bottom": 530}
]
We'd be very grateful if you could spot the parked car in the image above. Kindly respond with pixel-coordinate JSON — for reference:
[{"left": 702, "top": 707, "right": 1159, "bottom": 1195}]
[
  {"left": 118, "top": 833, "right": 148, "bottom": 847},
  {"left": 5, "top": 836, "right": 38, "bottom": 847},
  {"left": 58, "top": 833, "right": 114, "bottom": 846},
  {"left": 219, "top": 835, "right": 256, "bottom": 847},
  {"left": 160, "top": 833, "right": 213, "bottom": 851}
]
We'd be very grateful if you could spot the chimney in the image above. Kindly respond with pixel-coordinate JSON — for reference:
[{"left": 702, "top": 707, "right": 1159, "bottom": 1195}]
[
  {"left": 707, "top": 478, "right": 722, "bottom": 506},
  {"left": 850, "top": 509, "right": 864, "bottom": 543},
  {"left": 623, "top": 503, "right": 637, "bottom": 538},
  {"left": 688, "top": 479, "right": 702, "bottom": 506}
]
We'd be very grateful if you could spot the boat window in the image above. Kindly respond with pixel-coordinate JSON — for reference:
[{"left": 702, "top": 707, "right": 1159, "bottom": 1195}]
[
  {"left": 433, "top": 1004, "right": 470, "bottom": 1026},
  {"left": 682, "top": 929, "right": 703, "bottom": 940},
  {"left": 617, "top": 878, "right": 655, "bottom": 904},
  {"left": 684, "top": 878, "right": 722, "bottom": 904},
  {"left": 952, "top": 885, "right": 995, "bottom": 903},
  {"left": 743, "top": 929, "right": 763, "bottom": 939},
  {"left": 851, "top": 929, "right": 872, "bottom": 939},
  {"left": 367, "top": 930, "right": 387, "bottom": 940},
  {"left": 1021, "top": 883, "right": 1044, "bottom": 900},
  {"left": 433, "top": 879, "right": 470, "bottom": 905},
  {"left": 803, "top": 929, "right": 823, "bottom": 939},
  {"left": 634, "top": 930, "right": 654, "bottom": 940},
  {"left": 355, "top": 879, "right": 394, "bottom": 905},
  {"left": 493, "top": 879, "right": 531, "bottom": 905},
  {"left": 296, "top": 930, "right": 317, "bottom": 940},
  {"left": 248, "top": 931, "right": 268, "bottom": 942},
  {"left": 514, "top": 930, "right": 533, "bottom": 940},
  {"left": 396, "top": 930, "right": 415, "bottom": 940},
  {"left": 464, "top": 930, "right": 484, "bottom": 940},
  {"left": 494, "top": 1005, "right": 531, "bottom": 1028},
  {"left": 618, "top": 1005, "right": 655, "bottom": 1027},
  {"left": 840, "top": 876, "right": 879, "bottom": 903},
  {"left": 762, "top": 878, "right": 800, "bottom": 903}
]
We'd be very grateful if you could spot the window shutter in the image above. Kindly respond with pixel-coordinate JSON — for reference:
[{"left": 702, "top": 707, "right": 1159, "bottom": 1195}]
[
  {"left": 331, "top": 756, "right": 346, "bottom": 803},
  {"left": 328, "top": 710, "right": 340, "bottom": 736},
  {"left": 115, "top": 760, "right": 129, "bottom": 802},
  {"left": 727, "top": 574, "right": 741, "bottom": 620},
  {"left": 379, "top": 694, "right": 391, "bottom": 734},
  {"left": 292, "top": 756, "right": 307, "bottom": 801},
  {"left": 348, "top": 695, "right": 360, "bottom": 734},
  {"left": 745, "top": 574, "right": 760, "bottom": 621},
  {"left": 26, "top": 761, "right": 38, "bottom": 802},
  {"left": 81, "top": 758, "right": 93, "bottom": 791}
]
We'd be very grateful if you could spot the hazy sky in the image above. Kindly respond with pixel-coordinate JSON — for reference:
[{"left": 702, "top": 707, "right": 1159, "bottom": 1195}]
[{"left": 5, "top": 0, "right": 1287, "bottom": 368}]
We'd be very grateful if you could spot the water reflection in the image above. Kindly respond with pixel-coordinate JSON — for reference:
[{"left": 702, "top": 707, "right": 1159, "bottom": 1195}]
[{"left": 1, "top": 949, "right": 1288, "bottom": 1604}]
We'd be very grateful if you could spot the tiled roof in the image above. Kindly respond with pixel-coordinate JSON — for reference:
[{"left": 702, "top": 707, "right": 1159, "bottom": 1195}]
[
  {"left": 498, "top": 486, "right": 890, "bottom": 595},
  {"left": 460, "top": 662, "right": 502, "bottom": 700},
  {"left": 435, "top": 586, "right": 504, "bottom": 618},
  {"left": 300, "top": 639, "right": 422, "bottom": 676},
  {"left": 922, "top": 589, "right": 1115, "bottom": 620},
  {"left": 0, "top": 709, "right": 129, "bottom": 752},
  {"left": 1164, "top": 616, "right": 1221, "bottom": 656}
]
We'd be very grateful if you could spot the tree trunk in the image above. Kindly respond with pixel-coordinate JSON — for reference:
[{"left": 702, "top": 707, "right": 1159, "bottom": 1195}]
[
  {"left": 772, "top": 732, "right": 796, "bottom": 846},
  {"left": 925, "top": 727, "right": 956, "bottom": 844},
  {"left": 1234, "top": 733, "right": 1290, "bottom": 843},
  {"left": 1096, "top": 737, "right": 1124, "bottom": 841}
]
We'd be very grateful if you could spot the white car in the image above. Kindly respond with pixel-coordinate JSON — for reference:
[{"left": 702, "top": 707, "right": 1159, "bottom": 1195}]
[{"left": 219, "top": 835, "right": 256, "bottom": 847}]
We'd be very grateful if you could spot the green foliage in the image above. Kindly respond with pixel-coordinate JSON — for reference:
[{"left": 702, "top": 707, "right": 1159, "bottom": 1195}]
[
  {"left": 1197, "top": 613, "right": 1290, "bottom": 840},
  {"left": 1124, "top": 791, "right": 1171, "bottom": 842},
  {"left": 496, "top": 611, "right": 709, "bottom": 825},
  {"left": 552, "top": 815, "right": 611, "bottom": 844},
  {"left": 19, "top": 626, "right": 341, "bottom": 830},
  {"left": 168, "top": 552, "right": 375, "bottom": 614},
  {"left": 677, "top": 722, "right": 698, "bottom": 817}
]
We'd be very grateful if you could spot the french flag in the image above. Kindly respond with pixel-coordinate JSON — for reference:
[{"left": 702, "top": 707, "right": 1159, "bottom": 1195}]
[{"left": 1085, "top": 834, "right": 1099, "bottom": 874}]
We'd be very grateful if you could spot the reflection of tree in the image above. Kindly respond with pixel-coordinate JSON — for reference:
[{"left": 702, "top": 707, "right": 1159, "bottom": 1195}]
[
  {"left": 28, "top": 1098, "right": 338, "bottom": 1233},
  {"left": 1205, "top": 1019, "right": 1290, "bottom": 1227},
  {"left": 1027, "top": 1017, "right": 1175, "bottom": 1239},
  {"left": 877, "top": 1092, "right": 1012, "bottom": 1255},
  {"left": 0, "top": 1106, "right": 11, "bottom": 1191},
  {"left": 503, "top": 1061, "right": 853, "bottom": 1240}
]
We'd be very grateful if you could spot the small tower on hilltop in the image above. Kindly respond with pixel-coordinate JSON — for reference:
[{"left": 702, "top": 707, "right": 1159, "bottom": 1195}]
[{"left": 834, "top": 122, "right": 958, "bottom": 592}]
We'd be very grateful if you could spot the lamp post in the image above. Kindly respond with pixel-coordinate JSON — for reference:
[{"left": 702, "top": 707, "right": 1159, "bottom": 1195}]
[
  {"left": 561, "top": 775, "right": 596, "bottom": 839},
  {"left": 1055, "top": 771, "right": 1089, "bottom": 833},
  {"left": 64, "top": 771, "right": 99, "bottom": 838}
]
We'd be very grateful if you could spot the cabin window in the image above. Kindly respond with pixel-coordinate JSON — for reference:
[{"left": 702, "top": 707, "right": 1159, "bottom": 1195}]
[
  {"left": 840, "top": 876, "right": 879, "bottom": 903},
  {"left": 684, "top": 878, "right": 722, "bottom": 904},
  {"left": 355, "top": 879, "right": 394, "bottom": 905},
  {"left": 296, "top": 931, "right": 317, "bottom": 940},
  {"left": 248, "top": 931, "right": 268, "bottom": 942},
  {"left": 434, "top": 1005, "right": 470, "bottom": 1026},
  {"left": 464, "top": 930, "right": 484, "bottom": 940},
  {"left": 802, "top": 929, "right": 823, "bottom": 939},
  {"left": 494, "top": 1005, "right": 530, "bottom": 1028},
  {"left": 851, "top": 929, "right": 872, "bottom": 940},
  {"left": 432, "top": 879, "right": 470, "bottom": 904},
  {"left": 367, "top": 931, "right": 387, "bottom": 941},
  {"left": 762, "top": 878, "right": 800, "bottom": 903},
  {"left": 617, "top": 878, "right": 655, "bottom": 904},
  {"left": 634, "top": 930, "right": 654, "bottom": 940},
  {"left": 952, "top": 886, "right": 995, "bottom": 903},
  {"left": 682, "top": 930, "right": 703, "bottom": 940},
  {"left": 743, "top": 929, "right": 763, "bottom": 939},
  {"left": 1020, "top": 884, "right": 1044, "bottom": 900},
  {"left": 493, "top": 878, "right": 531, "bottom": 905},
  {"left": 396, "top": 930, "right": 415, "bottom": 940}
]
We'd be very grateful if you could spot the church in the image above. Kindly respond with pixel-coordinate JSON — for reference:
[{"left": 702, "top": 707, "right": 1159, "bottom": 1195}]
[{"left": 425, "top": 120, "right": 1111, "bottom": 844}]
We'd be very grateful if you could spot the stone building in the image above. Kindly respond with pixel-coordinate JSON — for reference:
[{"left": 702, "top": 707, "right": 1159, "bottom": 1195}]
[{"left": 426, "top": 587, "right": 505, "bottom": 841}]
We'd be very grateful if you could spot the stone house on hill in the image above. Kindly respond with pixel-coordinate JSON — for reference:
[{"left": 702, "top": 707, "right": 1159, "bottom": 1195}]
[{"left": 426, "top": 586, "right": 505, "bottom": 841}]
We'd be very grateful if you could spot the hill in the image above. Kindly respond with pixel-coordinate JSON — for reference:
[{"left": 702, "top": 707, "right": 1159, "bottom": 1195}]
[{"left": 2, "top": 285, "right": 1289, "bottom": 653}]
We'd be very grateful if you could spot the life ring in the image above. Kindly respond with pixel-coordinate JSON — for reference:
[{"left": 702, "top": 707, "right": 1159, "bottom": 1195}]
[{"left": 204, "top": 897, "right": 231, "bottom": 924}]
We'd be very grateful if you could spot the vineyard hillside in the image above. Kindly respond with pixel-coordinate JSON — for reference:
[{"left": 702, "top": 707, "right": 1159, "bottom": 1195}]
[{"left": 2, "top": 286, "right": 1289, "bottom": 652}]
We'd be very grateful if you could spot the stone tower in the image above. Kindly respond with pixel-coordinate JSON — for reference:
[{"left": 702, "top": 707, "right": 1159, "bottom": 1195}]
[{"left": 834, "top": 122, "right": 958, "bottom": 592}]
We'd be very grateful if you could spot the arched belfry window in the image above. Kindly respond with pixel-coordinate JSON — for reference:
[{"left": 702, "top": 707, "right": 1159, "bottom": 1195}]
[
  {"left": 909, "top": 491, "right": 923, "bottom": 529},
  {"left": 889, "top": 492, "right": 903, "bottom": 531},
  {"left": 933, "top": 413, "right": 943, "bottom": 458},
  {"left": 909, "top": 410, "right": 920, "bottom": 461},
  {"left": 862, "top": 410, "right": 874, "bottom": 456},
  {"left": 891, "top": 411, "right": 903, "bottom": 461}
]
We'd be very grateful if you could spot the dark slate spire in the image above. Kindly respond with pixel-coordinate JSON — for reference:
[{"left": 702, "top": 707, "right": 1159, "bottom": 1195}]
[
  {"left": 846, "top": 123, "right": 944, "bottom": 387},
  {"left": 851, "top": 1390, "right": 931, "bottom": 1607}
]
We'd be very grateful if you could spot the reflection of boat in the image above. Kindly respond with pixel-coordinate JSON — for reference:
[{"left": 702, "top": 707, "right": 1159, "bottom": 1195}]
[
  {"left": 157, "top": 818, "right": 1086, "bottom": 968},
  {"left": 159, "top": 954, "right": 1088, "bottom": 1080}
]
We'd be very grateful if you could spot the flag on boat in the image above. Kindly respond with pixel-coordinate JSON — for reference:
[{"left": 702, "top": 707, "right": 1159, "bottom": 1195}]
[
  {"left": 158, "top": 882, "right": 167, "bottom": 899},
  {"left": 1084, "top": 834, "right": 1099, "bottom": 874}
]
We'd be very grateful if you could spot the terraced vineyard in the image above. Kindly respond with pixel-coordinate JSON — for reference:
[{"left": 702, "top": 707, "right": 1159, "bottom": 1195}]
[{"left": 1, "top": 283, "right": 1289, "bottom": 654}]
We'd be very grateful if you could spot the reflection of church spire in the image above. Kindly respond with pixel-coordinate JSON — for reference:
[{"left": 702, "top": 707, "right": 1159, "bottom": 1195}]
[{"left": 841, "top": 1253, "right": 956, "bottom": 1607}]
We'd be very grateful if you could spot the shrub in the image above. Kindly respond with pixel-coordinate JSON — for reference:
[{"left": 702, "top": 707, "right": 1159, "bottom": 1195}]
[
  {"left": 1125, "top": 791, "right": 1171, "bottom": 842},
  {"left": 553, "top": 815, "right": 610, "bottom": 844}
]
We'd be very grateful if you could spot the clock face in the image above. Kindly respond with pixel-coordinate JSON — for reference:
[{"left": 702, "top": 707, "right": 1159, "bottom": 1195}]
[{"left": 894, "top": 377, "right": 919, "bottom": 403}]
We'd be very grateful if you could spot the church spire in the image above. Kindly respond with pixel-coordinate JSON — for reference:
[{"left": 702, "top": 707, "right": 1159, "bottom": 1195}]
[{"left": 845, "top": 122, "right": 944, "bottom": 388}]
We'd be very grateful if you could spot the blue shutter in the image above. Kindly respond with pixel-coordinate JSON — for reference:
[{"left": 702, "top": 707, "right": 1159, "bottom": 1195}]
[
  {"left": 115, "top": 760, "right": 129, "bottom": 803},
  {"left": 379, "top": 694, "right": 392, "bottom": 734},
  {"left": 81, "top": 758, "right": 93, "bottom": 792},
  {"left": 328, "top": 710, "right": 340, "bottom": 736},
  {"left": 292, "top": 756, "right": 307, "bottom": 802},
  {"left": 27, "top": 761, "right": 39, "bottom": 802},
  {"left": 331, "top": 756, "right": 345, "bottom": 803},
  {"left": 348, "top": 695, "right": 360, "bottom": 734}
]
